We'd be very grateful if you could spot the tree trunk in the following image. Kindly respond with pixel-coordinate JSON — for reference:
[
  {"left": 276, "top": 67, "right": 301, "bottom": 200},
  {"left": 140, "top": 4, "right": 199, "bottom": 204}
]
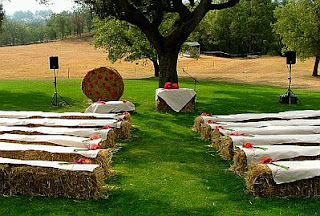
[
  {"left": 158, "top": 50, "right": 179, "bottom": 88},
  {"left": 313, "top": 55, "right": 320, "bottom": 76},
  {"left": 152, "top": 60, "right": 159, "bottom": 77}
]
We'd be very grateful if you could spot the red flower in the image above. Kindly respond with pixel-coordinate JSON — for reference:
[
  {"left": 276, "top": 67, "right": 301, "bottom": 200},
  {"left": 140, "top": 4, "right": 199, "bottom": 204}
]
[
  {"left": 98, "top": 75, "right": 102, "bottom": 80},
  {"left": 109, "top": 76, "right": 113, "bottom": 80},
  {"left": 103, "top": 125, "right": 111, "bottom": 129},
  {"left": 89, "top": 144, "right": 100, "bottom": 150},
  {"left": 164, "top": 82, "right": 172, "bottom": 89},
  {"left": 171, "top": 83, "right": 179, "bottom": 89},
  {"left": 122, "top": 99, "right": 127, "bottom": 103},
  {"left": 105, "top": 85, "right": 110, "bottom": 91},
  {"left": 207, "top": 120, "right": 213, "bottom": 124},
  {"left": 104, "top": 77, "right": 109, "bottom": 81},
  {"left": 74, "top": 158, "right": 93, "bottom": 164},
  {"left": 112, "top": 91, "right": 117, "bottom": 96},
  {"left": 90, "top": 134, "right": 100, "bottom": 140},
  {"left": 96, "top": 100, "right": 106, "bottom": 104},
  {"left": 201, "top": 112, "right": 207, "bottom": 116},
  {"left": 230, "top": 132, "right": 239, "bottom": 136},
  {"left": 115, "top": 77, "right": 119, "bottom": 81},
  {"left": 260, "top": 156, "right": 275, "bottom": 164},
  {"left": 242, "top": 142, "right": 253, "bottom": 148},
  {"left": 216, "top": 125, "right": 224, "bottom": 129},
  {"left": 123, "top": 111, "right": 129, "bottom": 115}
]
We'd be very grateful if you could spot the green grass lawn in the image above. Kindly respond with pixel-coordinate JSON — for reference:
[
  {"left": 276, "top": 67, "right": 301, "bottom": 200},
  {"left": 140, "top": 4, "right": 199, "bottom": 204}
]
[{"left": 0, "top": 78, "right": 319, "bottom": 215}]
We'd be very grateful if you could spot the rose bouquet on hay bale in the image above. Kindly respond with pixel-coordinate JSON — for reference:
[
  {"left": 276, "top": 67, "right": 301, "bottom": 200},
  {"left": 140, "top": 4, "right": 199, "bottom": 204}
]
[
  {"left": 82, "top": 67, "right": 124, "bottom": 102},
  {"left": 192, "top": 112, "right": 212, "bottom": 133}
]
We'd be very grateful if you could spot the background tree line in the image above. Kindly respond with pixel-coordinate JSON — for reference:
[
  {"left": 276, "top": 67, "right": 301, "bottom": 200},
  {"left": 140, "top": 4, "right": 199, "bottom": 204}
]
[{"left": 0, "top": 6, "right": 93, "bottom": 46}]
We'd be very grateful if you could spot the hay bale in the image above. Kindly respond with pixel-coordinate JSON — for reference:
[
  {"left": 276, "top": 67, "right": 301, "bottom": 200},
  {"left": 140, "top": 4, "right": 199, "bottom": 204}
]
[
  {"left": 231, "top": 147, "right": 320, "bottom": 176},
  {"left": 0, "top": 149, "right": 112, "bottom": 178},
  {"left": 230, "top": 147, "right": 248, "bottom": 175},
  {"left": 0, "top": 164, "right": 9, "bottom": 195},
  {"left": 156, "top": 97, "right": 195, "bottom": 112},
  {"left": 82, "top": 67, "right": 124, "bottom": 102},
  {"left": 219, "top": 136, "right": 234, "bottom": 160},
  {"left": 211, "top": 129, "right": 222, "bottom": 149},
  {"left": 7, "top": 165, "right": 106, "bottom": 199},
  {"left": 113, "top": 120, "right": 132, "bottom": 140},
  {"left": 200, "top": 123, "right": 212, "bottom": 141},
  {"left": 246, "top": 163, "right": 320, "bottom": 197},
  {"left": 192, "top": 116, "right": 204, "bottom": 132}
]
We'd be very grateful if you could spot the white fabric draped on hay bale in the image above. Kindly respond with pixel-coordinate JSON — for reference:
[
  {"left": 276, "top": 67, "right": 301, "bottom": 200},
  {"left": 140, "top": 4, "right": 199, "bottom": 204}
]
[
  {"left": 0, "top": 133, "right": 101, "bottom": 148},
  {"left": 85, "top": 101, "right": 135, "bottom": 113}
]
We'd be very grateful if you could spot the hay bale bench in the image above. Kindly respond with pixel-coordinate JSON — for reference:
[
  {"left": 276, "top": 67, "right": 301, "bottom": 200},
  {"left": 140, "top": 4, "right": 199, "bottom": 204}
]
[
  {"left": 155, "top": 88, "right": 196, "bottom": 112},
  {"left": 219, "top": 134, "right": 320, "bottom": 161},
  {"left": 246, "top": 160, "right": 320, "bottom": 197},
  {"left": 231, "top": 145, "right": 320, "bottom": 176},
  {"left": 0, "top": 157, "right": 106, "bottom": 199}
]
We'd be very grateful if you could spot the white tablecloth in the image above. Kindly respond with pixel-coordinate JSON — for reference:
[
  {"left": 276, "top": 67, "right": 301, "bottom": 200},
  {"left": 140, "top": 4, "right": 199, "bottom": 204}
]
[
  {"left": 268, "top": 160, "right": 320, "bottom": 184},
  {"left": 85, "top": 101, "right": 135, "bottom": 113},
  {"left": 0, "top": 157, "right": 99, "bottom": 172},
  {"left": 155, "top": 88, "right": 196, "bottom": 112},
  {"left": 239, "top": 145, "right": 320, "bottom": 164}
]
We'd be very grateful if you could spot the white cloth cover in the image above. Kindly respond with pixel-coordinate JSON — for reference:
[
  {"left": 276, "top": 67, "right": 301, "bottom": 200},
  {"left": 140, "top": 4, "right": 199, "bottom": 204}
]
[
  {"left": 155, "top": 88, "right": 196, "bottom": 112},
  {"left": 0, "top": 133, "right": 101, "bottom": 148},
  {"left": 0, "top": 110, "right": 123, "bottom": 119},
  {"left": 239, "top": 145, "right": 320, "bottom": 164},
  {"left": 85, "top": 101, "right": 135, "bottom": 113},
  {"left": 209, "top": 118, "right": 320, "bottom": 129},
  {"left": 0, "top": 157, "right": 99, "bottom": 172},
  {"left": 202, "top": 110, "right": 320, "bottom": 123},
  {"left": 219, "top": 125, "right": 320, "bottom": 136},
  {"left": 231, "top": 134, "right": 320, "bottom": 146},
  {"left": 267, "top": 160, "right": 320, "bottom": 184},
  {"left": 0, "top": 118, "right": 122, "bottom": 128},
  {"left": 0, "top": 126, "right": 111, "bottom": 139},
  {"left": 0, "top": 142, "right": 101, "bottom": 158}
]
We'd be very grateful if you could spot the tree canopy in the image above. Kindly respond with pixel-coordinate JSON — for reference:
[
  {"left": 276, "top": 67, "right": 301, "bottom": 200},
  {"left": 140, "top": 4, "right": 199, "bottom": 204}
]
[
  {"left": 74, "top": 0, "right": 240, "bottom": 87},
  {"left": 274, "top": 0, "right": 320, "bottom": 76},
  {"left": 0, "top": 4, "right": 4, "bottom": 32}
]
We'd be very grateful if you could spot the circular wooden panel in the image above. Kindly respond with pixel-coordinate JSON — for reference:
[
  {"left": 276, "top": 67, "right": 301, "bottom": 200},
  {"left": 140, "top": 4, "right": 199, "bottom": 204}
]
[{"left": 82, "top": 67, "right": 124, "bottom": 101}]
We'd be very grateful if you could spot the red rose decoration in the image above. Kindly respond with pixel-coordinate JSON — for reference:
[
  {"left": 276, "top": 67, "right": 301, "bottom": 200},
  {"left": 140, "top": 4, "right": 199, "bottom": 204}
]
[
  {"left": 98, "top": 75, "right": 102, "bottom": 80},
  {"left": 105, "top": 85, "right": 110, "bottom": 91},
  {"left": 171, "top": 83, "right": 179, "bottom": 89},
  {"left": 103, "top": 125, "right": 111, "bottom": 129},
  {"left": 230, "top": 132, "right": 239, "bottom": 136},
  {"left": 260, "top": 156, "right": 275, "bottom": 164},
  {"left": 74, "top": 158, "right": 92, "bottom": 164},
  {"left": 112, "top": 91, "right": 117, "bottom": 96},
  {"left": 164, "top": 82, "right": 172, "bottom": 89},
  {"left": 207, "top": 120, "right": 213, "bottom": 124},
  {"left": 201, "top": 112, "right": 207, "bottom": 116},
  {"left": 90, "top": 134, "right": 100, "bottom": 140},
  {"left": 242, "top": 142, "right": 253, "bottom": 148},
  {"left": 216, "top": 125, "right": 224, "bottom": 129},
  {"left": 89, "top": 144, "right": 100, "bottom": 150},
  {"left": 122, "top": 99, "right": 127, "bottom": 103}
]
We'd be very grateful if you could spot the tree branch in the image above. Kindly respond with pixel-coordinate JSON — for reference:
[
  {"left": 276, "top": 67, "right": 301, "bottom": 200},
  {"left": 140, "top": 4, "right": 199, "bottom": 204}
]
[{"left": 210, "top": 0, "right": 240, "bottom": 10}]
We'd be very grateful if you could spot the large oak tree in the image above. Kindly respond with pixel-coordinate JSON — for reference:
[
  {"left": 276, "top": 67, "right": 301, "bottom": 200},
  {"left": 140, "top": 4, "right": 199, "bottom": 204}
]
[{"left": 41, "top": 0, "right": 240, "bottom": 87}]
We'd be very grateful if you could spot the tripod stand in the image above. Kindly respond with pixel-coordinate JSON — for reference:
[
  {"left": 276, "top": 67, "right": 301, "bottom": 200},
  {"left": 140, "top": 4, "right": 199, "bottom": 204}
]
[
  {"left": 50, "top": 69, "right": 70, "bottom": 107},
  {"left": 279, "top": 63, "right": 300, "bottom": 104}
]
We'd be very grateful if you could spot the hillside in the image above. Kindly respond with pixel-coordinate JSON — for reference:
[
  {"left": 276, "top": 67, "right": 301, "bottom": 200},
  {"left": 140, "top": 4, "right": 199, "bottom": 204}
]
[{"left": 0, "top": 38, "right": 319, "bottom": 90}]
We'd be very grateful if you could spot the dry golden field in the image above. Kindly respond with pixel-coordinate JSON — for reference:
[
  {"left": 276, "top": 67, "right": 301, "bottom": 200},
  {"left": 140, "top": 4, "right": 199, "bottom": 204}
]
[{"left": 0, "top": 37, "right": 320, "bottom": 90}]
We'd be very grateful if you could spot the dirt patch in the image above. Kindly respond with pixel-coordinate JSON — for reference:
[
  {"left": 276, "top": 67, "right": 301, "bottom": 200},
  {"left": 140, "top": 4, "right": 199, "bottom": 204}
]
[{"left": 0, "top": 38, "right": 320, "bottom": 90}]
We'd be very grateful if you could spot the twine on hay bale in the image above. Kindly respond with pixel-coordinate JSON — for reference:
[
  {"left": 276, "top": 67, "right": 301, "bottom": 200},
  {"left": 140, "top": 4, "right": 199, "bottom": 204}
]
[
  {"left": 246, "top": 163, "right": 320, "bottom": 197},
  {"left": 218, "top": 136, "right": 234, "bottom": 160},
  {"left": 113, "top": 121, "right": 132, "bottom": 140},
  {"left": 231, "top": 147, "right": 320, "bottom": 176},
  {"left": 4, "top": 165, "right": 106, "bottom": 199},
  {"left": 200, "top": 123, "right": 212, "bottom": 141},
  {"left": 192, "top": 116, "right": 204, "bottom": 132},
  {"left": 156, "top": 96, "right": 195, "bottom": 112},
  {"left": 82, "top": 67, "right": 124, "bottom": 102},
  {"left": 0, "top": 149, "right": 112, "bottom": 178},
  {"left": 211, "top": 129, "right": 222, "bottom": 149}
]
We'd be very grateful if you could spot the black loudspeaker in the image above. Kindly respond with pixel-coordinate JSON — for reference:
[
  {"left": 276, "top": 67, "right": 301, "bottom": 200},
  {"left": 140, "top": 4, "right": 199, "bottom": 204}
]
[
  {"left": 285, "top": 51, "right": 296, "bottom": 64},
  {"left": 49, "top": 56, "right": 59, "bottom": 69}
]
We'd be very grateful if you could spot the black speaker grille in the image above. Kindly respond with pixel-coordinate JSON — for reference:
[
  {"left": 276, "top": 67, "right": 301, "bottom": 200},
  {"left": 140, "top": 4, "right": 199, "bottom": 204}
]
[{"left": 49, "top": 56, "right": 59, "bottom": 69}]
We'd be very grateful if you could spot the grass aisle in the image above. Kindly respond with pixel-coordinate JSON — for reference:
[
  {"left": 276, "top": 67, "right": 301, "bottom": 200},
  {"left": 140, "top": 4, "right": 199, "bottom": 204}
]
[{"left": 0, "top": 78, "right": 319, "bottom": 215}]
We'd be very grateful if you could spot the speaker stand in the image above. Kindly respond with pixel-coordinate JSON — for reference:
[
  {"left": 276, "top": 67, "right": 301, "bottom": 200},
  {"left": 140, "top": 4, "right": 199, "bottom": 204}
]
[
  {"left": 50, "top": 69, "right": 71, "bottom": 107},
  {"left": 279, "top": 64, "right": 300, "bottom": 104}
]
